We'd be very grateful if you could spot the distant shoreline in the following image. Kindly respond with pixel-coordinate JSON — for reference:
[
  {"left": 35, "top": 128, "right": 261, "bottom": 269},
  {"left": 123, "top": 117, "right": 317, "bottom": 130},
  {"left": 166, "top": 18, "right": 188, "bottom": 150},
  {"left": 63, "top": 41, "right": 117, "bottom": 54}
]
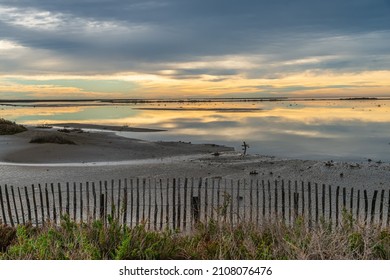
[{"left": 1, "top": 96, "right": 389, "bottom": 107}]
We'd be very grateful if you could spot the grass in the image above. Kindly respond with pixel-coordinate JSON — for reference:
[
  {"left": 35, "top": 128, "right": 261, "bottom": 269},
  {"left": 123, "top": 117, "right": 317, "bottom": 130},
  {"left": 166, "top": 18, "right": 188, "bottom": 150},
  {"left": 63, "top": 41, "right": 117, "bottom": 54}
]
[
  {"left": 0, "top": 118, "right": 27, "bottom": 135},
  {"left": 30, "top": 134, "right": 76, "bottom": 145},
  {"left": 1, "top": 215, "right": 390, "bottom": 260}
]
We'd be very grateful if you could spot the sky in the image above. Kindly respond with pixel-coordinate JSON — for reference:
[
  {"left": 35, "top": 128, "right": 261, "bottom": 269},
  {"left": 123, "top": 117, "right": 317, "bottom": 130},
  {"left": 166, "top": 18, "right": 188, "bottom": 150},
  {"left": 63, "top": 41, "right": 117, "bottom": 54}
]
[{"left": 0, "top": 0, "right": 390, "bottom": 99}]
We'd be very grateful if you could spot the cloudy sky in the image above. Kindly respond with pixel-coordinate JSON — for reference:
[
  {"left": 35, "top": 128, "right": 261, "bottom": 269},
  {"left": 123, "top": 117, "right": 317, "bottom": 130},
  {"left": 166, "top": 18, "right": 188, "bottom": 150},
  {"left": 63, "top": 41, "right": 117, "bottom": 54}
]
[{"left": 0, "top": 0, "right": 389, "bottom": 99}]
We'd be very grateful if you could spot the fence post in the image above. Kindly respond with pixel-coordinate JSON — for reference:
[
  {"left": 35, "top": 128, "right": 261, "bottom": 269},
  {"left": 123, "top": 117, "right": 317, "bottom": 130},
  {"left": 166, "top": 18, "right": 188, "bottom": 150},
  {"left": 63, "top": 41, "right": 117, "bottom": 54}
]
[
  {"left": 315, "top": 183, "right": 319, "bottom": 225},
  {"left": 45, "top": 184, "right": 50, "bottom": 221}
]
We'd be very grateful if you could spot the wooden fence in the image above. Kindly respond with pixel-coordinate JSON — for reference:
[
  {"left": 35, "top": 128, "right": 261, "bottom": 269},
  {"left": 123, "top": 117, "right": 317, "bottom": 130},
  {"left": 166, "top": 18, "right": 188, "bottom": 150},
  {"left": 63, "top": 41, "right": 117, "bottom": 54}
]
[{"left": 1, "top": 178, "right": 390, "bottom": 230}]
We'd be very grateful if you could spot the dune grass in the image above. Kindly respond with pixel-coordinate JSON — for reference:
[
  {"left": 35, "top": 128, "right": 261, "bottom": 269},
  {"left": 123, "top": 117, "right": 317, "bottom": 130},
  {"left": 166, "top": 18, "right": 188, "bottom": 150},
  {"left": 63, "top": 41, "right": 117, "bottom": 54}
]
[
  {"left": 0, "top": 118, "right": 27, "bottom": 135},
  {"left": 30, "top": 134, "right": 76, "bottom": 145},
  {"left": 1, "top": 214, "right": 390, "bottom": 260}
]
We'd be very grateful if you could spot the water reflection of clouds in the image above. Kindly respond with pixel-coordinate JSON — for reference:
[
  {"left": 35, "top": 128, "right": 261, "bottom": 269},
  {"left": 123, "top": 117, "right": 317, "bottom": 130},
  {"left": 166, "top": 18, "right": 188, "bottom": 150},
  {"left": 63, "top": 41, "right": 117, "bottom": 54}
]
[{"left": 2, "top": 100, "right": 390, "bottom": 161}]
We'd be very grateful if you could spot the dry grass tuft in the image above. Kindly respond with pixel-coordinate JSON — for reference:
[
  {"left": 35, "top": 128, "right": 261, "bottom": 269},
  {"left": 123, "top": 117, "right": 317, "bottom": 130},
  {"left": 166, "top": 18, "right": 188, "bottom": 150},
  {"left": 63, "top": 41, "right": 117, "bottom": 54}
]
[
  {"left": 0, "top": 118, "right": 27, "bottom": 135},
  {"left": 30, "top": 134, "right": 76, "bottom": 145}
]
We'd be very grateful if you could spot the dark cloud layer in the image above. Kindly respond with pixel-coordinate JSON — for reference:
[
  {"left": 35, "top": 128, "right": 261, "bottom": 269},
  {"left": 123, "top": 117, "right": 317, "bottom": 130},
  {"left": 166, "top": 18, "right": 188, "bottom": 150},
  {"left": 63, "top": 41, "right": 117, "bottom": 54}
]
[{"left": 1, "top": 0, "right": 390, "bottom": 78}]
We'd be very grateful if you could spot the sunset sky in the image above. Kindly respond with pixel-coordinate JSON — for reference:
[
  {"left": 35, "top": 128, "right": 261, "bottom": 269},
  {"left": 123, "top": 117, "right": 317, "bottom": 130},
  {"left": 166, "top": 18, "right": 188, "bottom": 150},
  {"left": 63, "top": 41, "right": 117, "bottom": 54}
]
[{"left": 1, "top": 0, "right": 390, "bottom": 99}]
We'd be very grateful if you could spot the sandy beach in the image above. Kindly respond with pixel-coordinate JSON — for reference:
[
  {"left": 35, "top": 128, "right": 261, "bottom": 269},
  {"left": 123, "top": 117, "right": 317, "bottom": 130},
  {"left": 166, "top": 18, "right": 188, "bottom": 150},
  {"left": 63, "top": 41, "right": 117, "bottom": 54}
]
[{"left": 0, "top": 124, "right": 389, "bottom": 191}]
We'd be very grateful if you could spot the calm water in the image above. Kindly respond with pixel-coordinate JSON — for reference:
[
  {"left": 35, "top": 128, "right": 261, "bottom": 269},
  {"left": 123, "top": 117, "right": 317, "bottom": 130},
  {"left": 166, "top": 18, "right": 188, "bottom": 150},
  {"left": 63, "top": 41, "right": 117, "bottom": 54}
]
[{"left": 2, "top": 99, "right": 390, "bottom": 162}]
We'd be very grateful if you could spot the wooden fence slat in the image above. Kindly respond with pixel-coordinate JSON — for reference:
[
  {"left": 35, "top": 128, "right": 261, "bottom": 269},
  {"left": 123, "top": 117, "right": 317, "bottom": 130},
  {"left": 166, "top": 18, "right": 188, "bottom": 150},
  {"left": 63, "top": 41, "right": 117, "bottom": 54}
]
[
  {"left": 250, "top": 179, "right": 254, "bottom": 223},
  {"left": 11, "top": 186, "right": 19, "bottom": 225},
  {"left": 117, "top": 180, "right": 121, "bottom": 220},
  {"left": 0, "top": 185, "right": 6, "bottom": 225},
  {"left": 79, "top": 183, "right": 83, "bottom": 222},
  {"left": 288, "top": 180, "right": 291, "bottom": 224},
  {"left": 350, "top": 187, "right": 354, "bottom": 215},
  {"left": 148, "top": 179, "right": 152, "bottom": 230},
  {"left": 17, "top": 187, "right": 25, "bottom": 225},
  {"left": 379, "top": 189, "right": 385, "bottom": 226},
  {"left": 274, "top": 180, "right": 278, "bottom": 218},
  {"left": 342, "top": 187, "right": 346, "bottom": 210},
  {"left": 328, "top": 185, "right": 332, "bottom": 223},
  {"left": 104, "top": 181, "right": 108, "bottom": 224},
  {"left": 111, "top": 180, "right": 115, "bottom": 218},
  {"left": 172, "top": 178, "right": 176, "bottom": 229},
  {"left": 281, "top": 180, "right": 285, "bottom": 222},
  {"left": 31, "top": 185, "right": 38, "bottom": 227},
  {"left": 262, "top": 180, "right": 266, "bottom": 220},
  {"left": 282, "top": 180, "right": 286, "bottom": 223},
  {"left": 183, "top": 178, "right": 188, "bottom": 230},
  {"left": 38, "top": 184, "right": 44, "bottom": 225},
  {"left": 51, "top": 183, "right": 57, "bottom": 223},
  {"left": 364, "top": 190, "right": 368, "bottom": 225},
  {"left": 66, "top": 183, "right": 70, "bottom": 216},
  {"left": 387, "top": 189, "right": 390, "bottom": 227},
  {"left": 142, "top": 179, "right": 146, "bottom": 222},
  {"left": 136, "top": 178, "right": 140, "bottom": 225},
  {"left": 92, "top": 182, "right": 97, "bottom": 221},
  {"left": 45, "top": 184, "right": 50, "bottom": 221},
  {"left": 293, "top": 192, "right": 299, "bottom": 220},
  {"left": 124, "top": 179, "right": 128, "bottom": 225},
  {"left": 230, "top": 179, "right": 234, "bottom": 225},
  {"left": 86, "top": 182, "right": 90, "bottom": 222},
  {"left": 322, "top": 184, "right": 326, "bottom": 219},
  {"left": 371, "top": 190, "right": 378, "bottom": 224},
  {"left": 301, "top": 181, "right": 305, "bottom": 216},
  {"left": 267, "top": 180, "right": 271, "bottom": 222},
  {"left": 308, "top": 182, "right": 312, "bottom": 228},
  {"left": 130, "top": 179, "right": 134, "bottom": 228},
  {"left": 24, "top": 186, "right": 32, "bottom": 223},
  {"left": 356, "top": 189, "right": 360, "bottom": 223},
  {"left": 204, "top": 178, "right": 208, "bottom": 224},
  {"left": 99, "top": 193, "right": 104, "bottom": 220},
  {"left": 315, "top": 183, "right": 319, "bottom": 225},
  {"left": 58, "top": 183, "right": 63, "bottom": 219},
  {"left": 165, "top": 178, "right": 169, "bottom": 227},
  {"left": 159, "top": 178, "right": 163, "bottom": 230},
  {"left": 176, "top": 178, "right": 181, "bottom": 230},
  {"left": 336, "top": 186, "right": 340, "bottom": 226},
  {"left": 5, "top": 185, "right": 14, "bottom": 227},
  {"left": 73, "top": 182, "right": 77, "bottom": 221},
  {"left": 211, "top": 178, "right": 215, "bottom": 221},
  {"left": 256, "top": 180, "right": 259, "bottom": 225},
  {"left": 153, "top": 178, "right": 158, "bottom": 230}
]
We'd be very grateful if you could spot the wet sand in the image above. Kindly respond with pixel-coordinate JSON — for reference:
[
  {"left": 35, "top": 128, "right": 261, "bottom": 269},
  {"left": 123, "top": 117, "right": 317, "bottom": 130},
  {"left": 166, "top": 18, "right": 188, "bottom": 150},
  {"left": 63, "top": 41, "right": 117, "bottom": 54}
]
[{"left": 1, "top": 124, "right": 390, "bottom": 191}]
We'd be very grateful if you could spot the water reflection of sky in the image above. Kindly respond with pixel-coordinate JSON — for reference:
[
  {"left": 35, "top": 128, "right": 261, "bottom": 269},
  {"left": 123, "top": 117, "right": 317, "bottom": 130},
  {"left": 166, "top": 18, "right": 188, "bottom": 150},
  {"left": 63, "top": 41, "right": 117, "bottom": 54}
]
[{"left": 1, "top": 100, "right": 390, "bottom": 162}]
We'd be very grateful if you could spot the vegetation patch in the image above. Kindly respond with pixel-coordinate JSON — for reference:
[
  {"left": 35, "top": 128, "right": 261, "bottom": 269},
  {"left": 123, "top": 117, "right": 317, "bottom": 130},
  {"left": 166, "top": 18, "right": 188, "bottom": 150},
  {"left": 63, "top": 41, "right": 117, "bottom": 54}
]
[
  {"left": 0, "top": 118, "right": 27, "bottom": 135},
  {"left": 1, "top": 216, "right": 390, "bottom": 260},
  {"left": 30, "top": 134, "right": 76, "bottom": 145}
]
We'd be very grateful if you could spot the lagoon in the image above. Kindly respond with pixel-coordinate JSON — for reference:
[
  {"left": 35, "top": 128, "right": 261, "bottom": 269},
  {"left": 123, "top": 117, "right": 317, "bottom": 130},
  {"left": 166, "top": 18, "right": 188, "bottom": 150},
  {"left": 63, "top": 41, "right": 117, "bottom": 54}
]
[{"left": 1, "top": 98, "right": 390, "bottom": 162}]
